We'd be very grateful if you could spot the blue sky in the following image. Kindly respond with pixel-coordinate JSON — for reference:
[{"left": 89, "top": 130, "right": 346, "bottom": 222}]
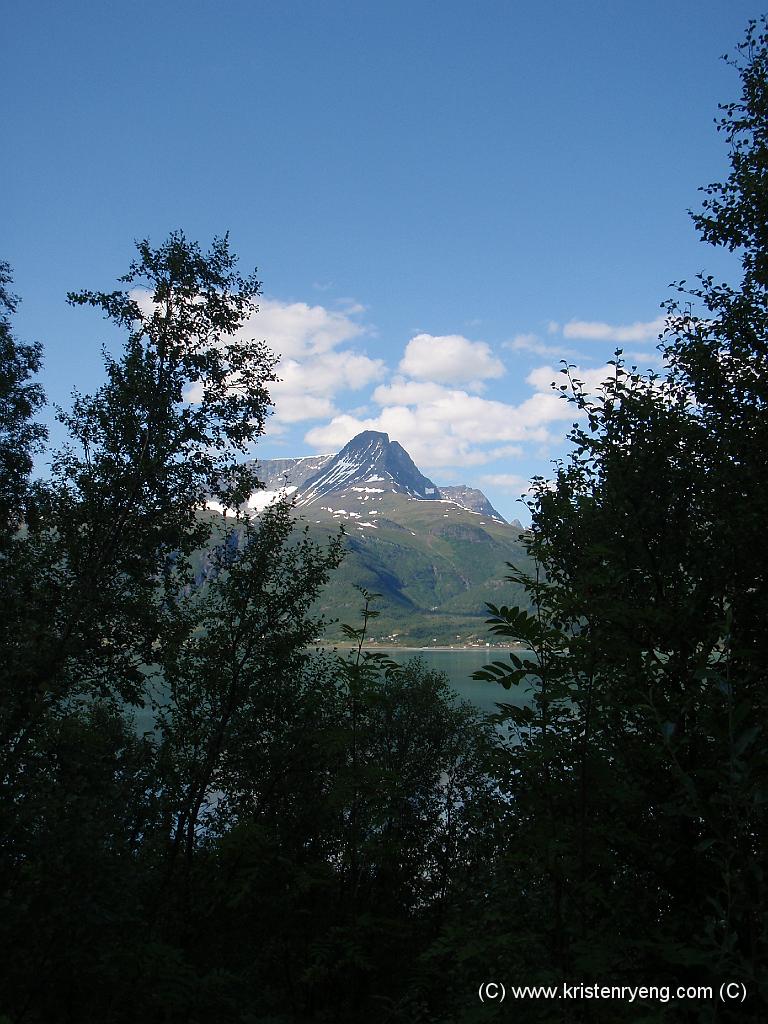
[{"left": 3, "top": 0, "right": 756, "bottom": 520}]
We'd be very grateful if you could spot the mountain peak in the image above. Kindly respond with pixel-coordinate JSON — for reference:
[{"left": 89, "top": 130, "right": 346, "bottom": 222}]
[
  {"left": 347, "top": 429, "right": 389, "bottom": 445},
  {"left": 231, "top": 431, "right": 506, "bottom": 523},
  {"left": 297, "top": 430, "right": 439, "bottom": 506}
]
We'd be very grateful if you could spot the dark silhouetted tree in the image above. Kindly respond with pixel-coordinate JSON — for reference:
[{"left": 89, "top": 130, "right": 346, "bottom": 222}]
[
  {"left": 0, "top": 261, "right": 46, "bottom": 542},
  {"left": 458, "top": 17, "right": 768, "bottom": 1022}
]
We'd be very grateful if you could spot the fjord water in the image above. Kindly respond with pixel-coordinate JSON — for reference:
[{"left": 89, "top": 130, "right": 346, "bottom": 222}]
[
  {"left": 134, "top": 648, "right": 532, "bottom": 736},
  {"left": 370, "top": 647, "right": 533, "bottom": 715}
]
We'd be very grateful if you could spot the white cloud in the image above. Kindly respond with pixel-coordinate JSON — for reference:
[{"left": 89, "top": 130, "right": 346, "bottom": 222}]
[
  {"left": 335, "top": 298, "right": 367, "bottom": 315},
  {"left": 479, "top": 473, "right": 531, "bottom": 491},
  {"left": 562, "top": 316, "right": 665, "bottom": 342},
  {"left": 269, "top": 349, "right": 386, "bottom": 425},
  {"left": 398, "top": 333, "right": 505, "bottom": 388},
  {"left": 174, "top": 285, "right": 670, "bottom": 476},
  {"left": 180, "top": 294, "right": 385, "bottom": 427},
  {"left": 468, "top": 445, "right": 530, "bottom": 465},
  {"left": 525, "top": 366, "right": 564, "bottom": 392},
  {"left": 250, "top": 297, "right": 366, "bottom": 358},
  {"left": 371, "top": 378, "right": 449, "bottom": 406},
  {"left": 253, "top": 300, "right": 385, "bottom": 427},
  {"left": 526, "top": 363, "right": 617, "bottom": 393},
  {"left": 507, "top": 332, "right": 539, "bottom": 348},
  {"left": 304, "top": 374, "right": 577, "bottom": 471},
  {"left": 525, "top": 366, "right": 560, "bottom": 392},
  {"left": 375, "top": 359, "right": 623, "bottom": 465},
  {"left": 267, "top": 392, "right": 337, "bottom": 424},
  {"left": 276, "top": 351, "right": 385, "bottom": 397},
  {"left": 504, "top": 333, "right": 579, "bottom": 358}
]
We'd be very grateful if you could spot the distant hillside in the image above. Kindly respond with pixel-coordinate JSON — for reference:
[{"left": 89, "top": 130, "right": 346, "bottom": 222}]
[
  {"left": 437, "top": 485, "right": 503, "bottom": 519},
  {"left": 303, "top": 493, "right": 531, "bottom": 646},
  {"left": 212, "top": 431, "right": 530, "bottom": 644},
  {"left": 252, "top": 453, "right": 334, "bottom": 492}
]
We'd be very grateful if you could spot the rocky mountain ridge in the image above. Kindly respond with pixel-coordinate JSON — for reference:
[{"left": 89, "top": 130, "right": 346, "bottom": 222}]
[
  {"left": 204, "top": 432, "right": 528, "bottom": 644},
  {"left": 250, "top": 430, "right": 510, "bottom": 524}
]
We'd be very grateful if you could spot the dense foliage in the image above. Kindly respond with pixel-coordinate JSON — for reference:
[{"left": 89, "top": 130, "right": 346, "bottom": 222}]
[
  {"left": 1, "top": 18, "right": 767, "bottom": 1023},
  {"left": 0, "top": 236, "right": 495, "bottom": 1024},
  {"left": 464, "top": 18, "right": 768, "bottom": 1022},
  {"left": 0, "top": 262, "right": 47, "bottom": 545}
]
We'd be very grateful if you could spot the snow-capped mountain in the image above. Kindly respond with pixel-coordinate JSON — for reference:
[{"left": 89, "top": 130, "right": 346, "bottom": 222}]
[
  {"left": 207, "top": 431, "right": 528, "bottom": 645},
  {"left": 252, "top": 454, "right": 334, "bottom": 493},
  {"left": 296, "top": 431, "right": 440, "bottom": 506},
  {"left": 250, "top": 431, "right": 507, "bottom": 523},
  {"left": 438, "top": 485, "right": 504, "bottom": 519}
]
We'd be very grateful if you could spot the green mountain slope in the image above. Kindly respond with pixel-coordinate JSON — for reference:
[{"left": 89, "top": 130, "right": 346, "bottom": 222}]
[
  {"left": 208, "top": 432, "right": 532, "bottom": 645},
  {"left": 300, "top": 493, "right": 531, "bottom": 645}
]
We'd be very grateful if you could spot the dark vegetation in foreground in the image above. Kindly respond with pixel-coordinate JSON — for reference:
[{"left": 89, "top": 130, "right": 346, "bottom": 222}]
[{"left": 2, "top": 19, "right": 768, "bottom": 1023}]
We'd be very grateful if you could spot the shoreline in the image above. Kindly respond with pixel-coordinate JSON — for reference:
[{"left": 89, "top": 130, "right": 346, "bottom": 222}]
[{"left": 316, "top": 642, "right": 526, "bottom": 653}]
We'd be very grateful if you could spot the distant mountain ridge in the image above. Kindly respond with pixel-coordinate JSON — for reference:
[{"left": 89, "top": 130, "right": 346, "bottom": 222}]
[
  {"left": 210, "top": 431, "right": 530, "bottom": 644},
  {"left": 255, "top": 454, "right": 334, "bottom": 493},
  {"left": 252, "top": 430, "right": 508, "bottom": 523},
  {"left": 298, "top": 431, "right": 440, "bottom": 505},
  {"left": 437, "top": 485, "right": 502, "bottom": 519}
]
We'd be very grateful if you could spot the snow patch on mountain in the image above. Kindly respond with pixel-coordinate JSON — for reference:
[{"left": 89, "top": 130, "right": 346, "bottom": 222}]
[
  {"left": 244, "top": 430, "right": 509, "bottom": 524},
  {"left": 247, "top": 486, "right": 297, "bottom": 512},
  {"left": 295, "top": 431, "right": 440, "bottom": 506}
]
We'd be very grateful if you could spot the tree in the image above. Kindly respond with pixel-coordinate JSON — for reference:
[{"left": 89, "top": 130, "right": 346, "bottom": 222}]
[
  {"left": 0, "top": 261, "right": 46, "bottom": 542},
  {"left": 0, "top": 234, "right": 499, "bottom": 1024},
  {"left": 0, "top": 233, "right": 331, "bottom": 1023},
  {"left": 187, "top": 592, "right": 496, "bottom": 1024},
  {"left": 463, "top": 18, "right": 768, "bottom": 1021},
  {"left": 0, "top": 232, "right": 277, "bottom": 769}
]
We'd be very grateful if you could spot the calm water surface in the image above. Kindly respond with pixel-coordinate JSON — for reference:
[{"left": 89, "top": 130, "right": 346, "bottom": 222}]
[
  {"left": 134, "top": 648, "right": 533, "bottom": 735},
  {"left": 371, "top": 648, "right": 534, "bottom": 716}
]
